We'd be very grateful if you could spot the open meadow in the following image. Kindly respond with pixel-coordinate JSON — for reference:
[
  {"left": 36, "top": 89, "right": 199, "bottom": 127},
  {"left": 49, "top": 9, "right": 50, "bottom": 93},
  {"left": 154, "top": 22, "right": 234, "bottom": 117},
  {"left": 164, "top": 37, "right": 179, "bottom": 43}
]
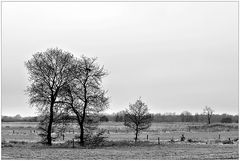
[
  {"left": 2, "top": 1, "right": 239, "bottom": 160},
  {"left": 1, "top": 121, "right": 239, "bottom": 159}
]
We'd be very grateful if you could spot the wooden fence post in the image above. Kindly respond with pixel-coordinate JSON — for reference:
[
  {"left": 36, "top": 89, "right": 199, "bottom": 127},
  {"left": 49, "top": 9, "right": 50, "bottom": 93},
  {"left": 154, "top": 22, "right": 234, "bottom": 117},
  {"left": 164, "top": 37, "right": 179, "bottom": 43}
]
[
  {"left": 219, "top": 134, "right": 221, "bottom": 139},
  {"left": 158, "top": 137, "right": 160, "bottom": 144},
  {"left": 72, "top": 139, "right": 75, "bottom": 148},
  {"left": 147, "top": 135, "right": 148, "bottom": 141}
]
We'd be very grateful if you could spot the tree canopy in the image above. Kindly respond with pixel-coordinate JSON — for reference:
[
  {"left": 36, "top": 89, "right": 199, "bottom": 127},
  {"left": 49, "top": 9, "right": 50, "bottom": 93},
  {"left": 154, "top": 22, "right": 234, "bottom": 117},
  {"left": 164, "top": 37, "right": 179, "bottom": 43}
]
[{"left": 124, "top": 98, "right": 153, "bottom": 142}]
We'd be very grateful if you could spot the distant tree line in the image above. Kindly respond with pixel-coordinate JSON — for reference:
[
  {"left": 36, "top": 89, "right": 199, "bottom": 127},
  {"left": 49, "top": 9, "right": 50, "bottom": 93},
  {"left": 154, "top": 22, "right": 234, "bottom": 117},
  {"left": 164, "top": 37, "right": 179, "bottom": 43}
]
[
  {"left": 99, "top": 112, "right": 238, "bottom": 124},
  {"left": 2, "top": 112, "right": 238, "bottom": 124},
  {"left": 152, "top": 113, "right": 238, "bottom": 123},
  {"left": 1, "top": 115, "right": 39, "bottom": 122}
]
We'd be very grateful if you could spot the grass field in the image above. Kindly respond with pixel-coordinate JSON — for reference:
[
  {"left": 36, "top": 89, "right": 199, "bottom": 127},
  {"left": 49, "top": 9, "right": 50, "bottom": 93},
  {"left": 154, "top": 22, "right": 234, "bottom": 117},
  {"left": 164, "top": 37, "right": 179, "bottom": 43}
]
[
  {"left": 1, "top": 121, "right": 239, "bottom": 159},
  {"left": 2, "top": 143, "right": 238, "bottom": 159}
]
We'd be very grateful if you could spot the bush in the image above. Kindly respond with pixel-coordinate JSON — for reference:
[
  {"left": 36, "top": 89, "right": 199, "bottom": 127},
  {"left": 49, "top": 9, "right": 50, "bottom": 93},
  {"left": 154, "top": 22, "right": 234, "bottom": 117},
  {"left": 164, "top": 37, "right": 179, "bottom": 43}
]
[
  {"left": 221, "top": 117, "right": 232, "bottom": 123},
  {"left": 37, "top": 123, "right": 49, "bottom": 144},
  {"left": 9, "top": 141, "right": 18, "bottom": 144},
  {"left": 2, "top": 141, "right": 13, "bottom": 148},
  {"left": 187, "top": 139, "right": 193, "bottom": 143},
  {"left": 75, "top": 129, "right": 108, "bottom": 147},
  {"left": 222, "top": 139, "right": 233, "bottom": 144},
  {"left": 100, "top": 116, "right": 109, "bottom": 122},
  {"left": 89, "top": 130, "right": 107, "bottom": 146}
]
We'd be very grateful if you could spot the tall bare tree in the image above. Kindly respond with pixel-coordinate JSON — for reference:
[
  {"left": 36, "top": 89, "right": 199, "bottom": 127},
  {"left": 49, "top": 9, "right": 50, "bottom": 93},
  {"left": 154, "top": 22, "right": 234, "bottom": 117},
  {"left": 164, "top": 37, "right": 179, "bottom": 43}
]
[
  {"left": 203, "top": 106, "right": 214, "bottom": 124},
  {"left": 124, "top": 98, "right": 153, "bottom": 142},
  {"left": 58, "top": 56, "right": 109, "bottom": 146},
  {"left": 25, "top": 48, "right": 74, "bottom": 145}
]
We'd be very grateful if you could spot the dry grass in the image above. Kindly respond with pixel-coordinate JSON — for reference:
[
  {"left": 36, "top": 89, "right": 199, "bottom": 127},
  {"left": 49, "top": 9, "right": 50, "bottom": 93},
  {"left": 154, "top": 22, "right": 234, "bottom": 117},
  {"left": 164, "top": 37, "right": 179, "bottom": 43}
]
[
  {"left": 2, "top": 122, "right": 239, "bottom": 142},
  {"left": 1, "top": 122, "right": 239, "bottom": 159},
  {"left": 1, "top": 143, "right": 238, "bottom": 160}
]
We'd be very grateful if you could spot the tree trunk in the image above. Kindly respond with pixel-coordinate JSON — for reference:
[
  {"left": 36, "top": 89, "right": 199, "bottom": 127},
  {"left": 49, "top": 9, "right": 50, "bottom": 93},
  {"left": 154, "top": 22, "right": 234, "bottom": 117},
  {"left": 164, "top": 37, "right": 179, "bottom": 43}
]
[
  {"left": 79, "top": 121, "right": 84, "bottom": 146},
  {"left": 79, "top": 82, "right": 87, "bottom": 146},
  {"left": 70, "top": 106, "right": 82, "bottom": 143},
  {"left": 76, "top": 114, "right": 83, "bottom": 144},
  {"left": 208, "top": 114, "right": 211, "bottom": 124},
  {"left": 135, "top": 129, "right": 138, "bottom": 143},
  {"left": 47, "top": 101, "right": 54, "bottom": 145},
  {"left": 79, "top": 103, "right": 87, "bottom": 146}
]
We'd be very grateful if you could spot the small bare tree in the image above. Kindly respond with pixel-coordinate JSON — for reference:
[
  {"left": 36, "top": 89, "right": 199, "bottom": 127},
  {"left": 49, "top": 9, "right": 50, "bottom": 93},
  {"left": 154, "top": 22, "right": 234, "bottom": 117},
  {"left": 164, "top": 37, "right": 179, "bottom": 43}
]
[
  {"left": 203, "top": 106, "right": 214, "bottom": 124},
  {"left": 124, "top": 98, "right": 153, "bottom": 142}
]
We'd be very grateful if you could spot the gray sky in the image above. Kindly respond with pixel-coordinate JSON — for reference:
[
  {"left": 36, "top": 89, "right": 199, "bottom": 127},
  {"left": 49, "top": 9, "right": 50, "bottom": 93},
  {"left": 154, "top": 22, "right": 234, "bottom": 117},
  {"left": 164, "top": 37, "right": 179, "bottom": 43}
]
[{"left": 2, "top": 2, "right": 238, "bottom": 116}]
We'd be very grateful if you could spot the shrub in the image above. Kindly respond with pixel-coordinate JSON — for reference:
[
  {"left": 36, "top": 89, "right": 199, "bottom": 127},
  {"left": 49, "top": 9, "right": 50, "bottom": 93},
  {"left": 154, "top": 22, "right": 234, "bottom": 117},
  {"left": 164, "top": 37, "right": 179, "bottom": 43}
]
[
  {"left": 75, "top": 129, "right": 108, "bottom": 147},
  {"left": 37, "top": 122, "right": 49, "bottom": 144},
  {"left": 233, "top": 138, "right": 238, "bottom": 142},
  {"left": 187, "top": 139, "right": 193, "bottom": 143},
  {"left": 221, "top": 117, "right": 232, "bottom": 123},
  {"left": 89, "top": 130, "right": 107, "bottom": 147},
  {"left": 2, "top": 142, "right": 13, "bottom": 148},
  {"left": 222, "top": 139, "right": 233, "bottom": 144},
  {"left": 100, "top": 116, "right": 109, "bottom": 122},
  {"left": 9, "top": 140, "right": 18, "bottom": 144}
]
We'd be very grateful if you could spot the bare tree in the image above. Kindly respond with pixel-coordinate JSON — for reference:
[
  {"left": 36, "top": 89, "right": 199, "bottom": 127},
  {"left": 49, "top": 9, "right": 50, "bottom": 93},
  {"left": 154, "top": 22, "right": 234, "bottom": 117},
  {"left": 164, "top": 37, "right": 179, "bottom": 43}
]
[
  {"left": 124, "top": 98, "right": 153, "bottom": 142},
  {"left": 58, "top": 56, "right": 109, "bottom": 146},
  {"left": 203, "top": 106, "right": 214, "bottom": 124},
  {"left": 25, "top": 48, "right": 74, "bottom": 145}
]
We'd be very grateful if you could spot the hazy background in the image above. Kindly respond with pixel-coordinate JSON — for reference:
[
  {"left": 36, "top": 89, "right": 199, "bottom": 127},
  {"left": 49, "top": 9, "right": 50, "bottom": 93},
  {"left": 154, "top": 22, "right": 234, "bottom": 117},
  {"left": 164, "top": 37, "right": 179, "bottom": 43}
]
[{"left": 2, "top": 2, "right": 238, "bottom": 116}]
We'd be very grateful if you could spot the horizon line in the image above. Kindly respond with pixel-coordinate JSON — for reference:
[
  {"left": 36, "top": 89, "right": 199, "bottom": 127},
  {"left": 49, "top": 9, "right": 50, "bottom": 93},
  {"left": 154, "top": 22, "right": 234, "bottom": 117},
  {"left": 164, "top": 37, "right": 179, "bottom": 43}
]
[{"left": 2, "top": 112, "right": 239, "bottom": 117}]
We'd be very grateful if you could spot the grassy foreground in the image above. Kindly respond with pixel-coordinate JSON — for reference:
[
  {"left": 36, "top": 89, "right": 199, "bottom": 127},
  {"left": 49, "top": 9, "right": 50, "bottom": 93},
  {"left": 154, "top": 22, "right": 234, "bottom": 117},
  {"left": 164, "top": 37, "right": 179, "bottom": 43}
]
[
  {"left": 2, "top": 122, "right": 238, "bottom": 159},
  {"left": 2, "top": 142, "right": 238, "bottom": 160}
]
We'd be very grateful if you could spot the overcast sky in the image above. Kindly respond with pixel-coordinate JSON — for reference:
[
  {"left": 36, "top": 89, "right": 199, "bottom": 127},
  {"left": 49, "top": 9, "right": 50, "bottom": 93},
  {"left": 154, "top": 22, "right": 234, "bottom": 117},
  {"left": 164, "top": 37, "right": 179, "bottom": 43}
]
[{"left": 2, "top": 2, "right": 238, "bottom": 116}]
